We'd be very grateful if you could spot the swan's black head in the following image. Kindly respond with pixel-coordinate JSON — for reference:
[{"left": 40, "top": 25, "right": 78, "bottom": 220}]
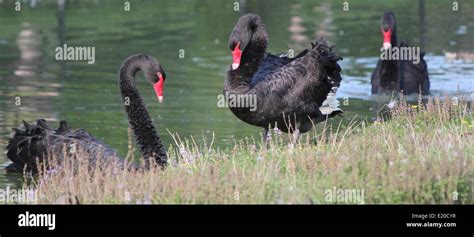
[
  {"left": 142, "top": 55, "right": 166, "bottom": 103},
  {"left": 380, "top": 11, "right": 396, "bottom": 49},
  {"left": 228, "top": 13, "right": 268, "bottom": 70},
  {"left": 123, "top": 54, "right": 167, "bottom": 103}
]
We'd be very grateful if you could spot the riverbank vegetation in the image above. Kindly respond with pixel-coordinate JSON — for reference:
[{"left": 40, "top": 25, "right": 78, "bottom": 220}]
[{"left": 22, "top": 96, "right": 473, "bottom": 204}]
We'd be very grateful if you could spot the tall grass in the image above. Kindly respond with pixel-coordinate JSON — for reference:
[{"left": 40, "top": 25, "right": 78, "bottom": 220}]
[{"left": 22, "top": 96, "right": 473, "bottom": 204}]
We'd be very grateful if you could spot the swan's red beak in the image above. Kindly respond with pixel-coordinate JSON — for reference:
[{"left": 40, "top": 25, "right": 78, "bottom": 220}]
[
  {"left": 153, "top": 72, "right": 164, "bottom": 103},
  {"left": 232, "top": 42, "right": 242, "bottom": 70},
  {"left": 382, "top": 28, "right": 392, "bottom": 49}
]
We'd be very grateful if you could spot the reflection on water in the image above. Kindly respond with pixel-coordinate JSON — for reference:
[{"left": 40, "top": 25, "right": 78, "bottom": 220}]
[
  {"left": 0, "top": 22, "right": 60, "bottom": 188},
  {"left": 0, "top": 0, "right": 473, "bottom": 189}
]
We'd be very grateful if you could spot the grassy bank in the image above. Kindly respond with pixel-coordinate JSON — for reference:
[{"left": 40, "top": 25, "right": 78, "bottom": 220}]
[{"left": 25, "top": 96, "right": 473, "bottom": 204}]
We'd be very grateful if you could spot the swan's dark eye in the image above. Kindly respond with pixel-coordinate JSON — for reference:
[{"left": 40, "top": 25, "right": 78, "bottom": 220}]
[
  {"left": 249, "top": 22, "right": 257, "bottom": 32},
  {"left": 230, "top": 41, "right": 237, "bottom": 51},
  {"left": 230, "top": 41, "right": 241, "bottom": 51}
]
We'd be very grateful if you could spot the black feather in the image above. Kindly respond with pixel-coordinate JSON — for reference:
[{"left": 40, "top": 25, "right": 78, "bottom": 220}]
[{"left": 225, "top": 13, "right": 343, "bottom": 135}]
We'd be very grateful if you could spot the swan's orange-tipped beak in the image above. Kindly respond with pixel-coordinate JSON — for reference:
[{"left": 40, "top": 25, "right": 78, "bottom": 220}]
[
  {"left": 232, "top": 42, "right": 242, "bottom": 70},
  {"left": 154, "top": 72, "right": 164, "bottom": 103},
  {"left": 382, "top": 28, "right": 392, "bottom": 49}
]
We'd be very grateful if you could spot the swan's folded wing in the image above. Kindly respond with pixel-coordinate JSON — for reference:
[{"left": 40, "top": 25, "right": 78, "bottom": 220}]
[
  {"left": 6, "top": 121, "right": 50, "bottom": 171},
  {"left": 251, "top": 38, "right": 342, "bottom": 91},
  {"left": 249, "top": 39, "right": 343, "bottom": 119},
  {"left": 251, "top": 44, "right": 332, "bottom": 97},
  {"left": 6, "top": 120, "right": 121, "bottom": 173},
  {"left": 250, "top": 54, "right": 294, "bottom": 87}
]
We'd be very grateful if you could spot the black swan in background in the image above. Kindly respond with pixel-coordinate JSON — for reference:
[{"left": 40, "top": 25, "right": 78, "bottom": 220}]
[
  {"left": 371, "top": 11, "right": 430, "bottom": 95},
  {"left": 224, "top": 13, "right": 343, "bottom": 141},
  {"left": 5, "top": 54, "right": 168, "bottom": 172}
]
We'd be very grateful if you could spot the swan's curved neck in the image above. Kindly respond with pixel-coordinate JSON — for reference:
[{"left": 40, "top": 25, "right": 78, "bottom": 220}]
[
  {"left": 119, "top": 57, "right": 167, "bottom": 167},
  {"left": 242, "top": 27, "right": 268, "bottom": 76}
]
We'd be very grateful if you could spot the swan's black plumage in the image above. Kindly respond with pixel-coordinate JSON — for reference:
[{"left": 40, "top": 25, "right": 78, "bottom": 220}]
[
  {"left": 225, "top": 13, "right": 342, "bottom": 139},
  {"left": 5, "top": 54, "right": 167, "bottom": 172},
  {"left": 250, "top": 51, "right": 309, "bottom": 87},
  {"left": 119, "top": 54, "right": 167, "bottom": 167},
  {"left": 6, "top": 120, "right": 120, "bottom": 172},
  {"left": 371, "top": 11, "right": 430, "bottom": 95}
]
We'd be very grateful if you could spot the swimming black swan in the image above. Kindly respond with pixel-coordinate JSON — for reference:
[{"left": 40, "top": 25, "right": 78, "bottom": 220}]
[
  {"left": 5, "top": 54, "right": 168, "bottom": 172},
  {"left": 224, "top": 13, "right": 343, "bottom": 141},
  {"left": 371, "top": 11, "right": 430, "bottom": 95}
]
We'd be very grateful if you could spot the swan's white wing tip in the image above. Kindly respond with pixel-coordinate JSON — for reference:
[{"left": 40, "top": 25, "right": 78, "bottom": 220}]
[{"left": 320, "top": 87, "right": 342, "bottom": 115}]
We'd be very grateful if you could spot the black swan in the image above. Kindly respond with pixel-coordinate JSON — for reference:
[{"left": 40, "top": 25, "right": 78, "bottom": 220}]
[
  {"left": 371, "top": 11, "right": 430, "bottom": 95},
  {"left": 5, "top": 54, "right": 168, "bottom": 172},
  {"left": 224, "top": 13, "right": 343, "bottom": 141}
]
